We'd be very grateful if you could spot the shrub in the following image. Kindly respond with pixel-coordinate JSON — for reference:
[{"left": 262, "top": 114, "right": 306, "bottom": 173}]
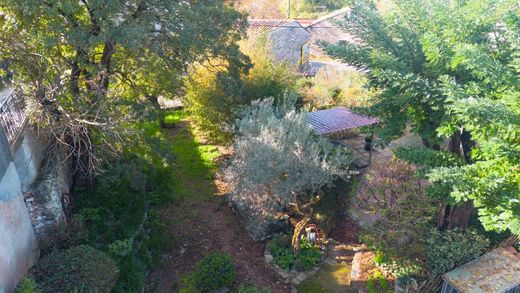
[
  {"left": 15, "top": 277, "right": 39, "bottom": 293},
  {"left": 226, "top": 98, "right": 352, "bottom": 239},
  {"left": 184, "top": 36, "right": 298, "bottom": 143},
  {"left": 358, "top": 160, "right": 437, "bottom": 277},
  {"left": 267, "top": 234, "right": 321, "bottom": 271},
  {"left": 267, "top": 236, "right": 295, "bottom": 270},
  {"left": 393, "top": 147, "right": 464, "bottom": 174},
  {"left": 31, "top": 245, "right": 119, "bottom": 293},
  {"left": 425, "top": 228, "right": 489, "bottom": 275},
  {"left": 367, "top": 269, "right": 392, "bottom": 293},
  {"left": 239, "top": 285, "right": 271, "bottom": 293},
  {"left": 297, "top": 67, "right": 373, "bottom": 110},
  {"left": 191, "top": 253, "right": 237, "bottom": 292}
]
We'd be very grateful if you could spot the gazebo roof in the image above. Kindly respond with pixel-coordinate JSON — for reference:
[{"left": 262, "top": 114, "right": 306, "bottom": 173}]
[
  {"left": 305, "top": 107, "right": 378, "bottom": 135},
  {"left": 443, "top": 248, "right": 520, "bottom": 292}
]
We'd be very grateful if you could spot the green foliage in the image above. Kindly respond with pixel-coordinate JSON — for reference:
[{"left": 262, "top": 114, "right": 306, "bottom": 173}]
[
  {"left": 227, "top": 97, "right": 352, "bottom": 224},
  {"left": 287, "top": 0, "right": 349, "bottom": 18},
  {"left": 184, "top": 37, "right": 298, "bottom": 143},
  {"left": 324, "top": 0, "right": 520, "bottom": 234},
  {"left": 394, "top": 147, "right": 464, "bottom": 170},
  {"left": 190, "top": 253, "right": 237, "bottom": 292},
  {"left": 367, "top": 270, "right": 392, "bottom": 293},
  {"left": 425, "top": 228, "right": 489, "bottom": 276},
  {"left": 267, "top": 234, "right": 321, "bottom": 271},
  {"left": 394, "top": 148, "right": 466, "bottom": 201},
  {"left": 297, "top": 67, "right": 374, "bottom": 110},
  {"left": 108, "top": 239, "right": 134, "bottom": 259},
  {"left": 31, "top": 245, "right": 119, "bottom": 293},
  {"left": 294, "top": 247, "right": 322, "bottom": 271},
  {"left": 239, "top": 286, "right": 271, "bottom": 293},
  {"left": 15, "top": 277, "right": 39, "bottom": 293},
  {"left": 268, "top": 235, "right": 296, "bottom": 270},
  {"left": 70, "top": 118, "right": 179, "bottom": 292},
  {"left": 0, "top": 0, "right": 248, "bottom": 173}
]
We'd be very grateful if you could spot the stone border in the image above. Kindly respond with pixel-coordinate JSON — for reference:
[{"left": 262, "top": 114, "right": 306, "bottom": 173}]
[{"left": 264, "top": 239, "right": 330, "bottom": 286}]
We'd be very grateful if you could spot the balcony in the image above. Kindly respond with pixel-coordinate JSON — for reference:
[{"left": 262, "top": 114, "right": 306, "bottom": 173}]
[{"left": 0, "top": 88, "right": 27, "bottom": 146}]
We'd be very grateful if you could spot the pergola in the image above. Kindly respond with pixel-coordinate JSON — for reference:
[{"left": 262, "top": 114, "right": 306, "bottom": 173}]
[{"left": 305, "top": 107, "right": 379, "bottom": 168}]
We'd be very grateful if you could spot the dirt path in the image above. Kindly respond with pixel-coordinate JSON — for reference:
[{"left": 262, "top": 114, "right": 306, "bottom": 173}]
[{"left": 150, "top": 118, "right": 289, "bottom": 292}]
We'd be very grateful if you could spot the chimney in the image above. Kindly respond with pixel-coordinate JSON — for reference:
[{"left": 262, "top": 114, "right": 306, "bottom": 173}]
[{"left": 287, "top": 0, "right": 291, "bottom": 19}]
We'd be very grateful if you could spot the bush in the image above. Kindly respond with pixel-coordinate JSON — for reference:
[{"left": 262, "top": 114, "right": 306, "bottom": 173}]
[
  {"left": 367, "top": 269, "right": 392, "bottom": 293},
  {"left": 239, "top": 285, "right": 271, "bottom": 293},
  {"left": 297, "top": 67, "right": 373, "bottom": 110},
  {"left": 31, "top": 245, "right": 119, "bottom": 293},
  {"left": 358, "top": 160, "right": 437, "bottom": 277},
  {"left": 191, "top": 253, "right": 237, "bottom": 292},
  {"left": 184, "top": 36, "right": 298, "bottom": 143},
  {"left": 226, "top": 98, "right": 352, "bottom": 239},
  {"left": 425, "top": 228, "right": 489, "bottom": 275},
  {"left": 15, "top": 277, "right": 39, "bottom": 293},
  {"left": 267, "top": 234, "right": 321, "bottom": 271}
]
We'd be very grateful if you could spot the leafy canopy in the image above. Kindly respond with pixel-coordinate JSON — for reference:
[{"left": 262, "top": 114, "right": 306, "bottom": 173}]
[
  {"left": 0, "top": 0, "right": 248, "bottom": 173},
  {"left": 323, "top": 0, "right": 520, "bottom": 234},
  {"left": 226, "top": 97, "right": 352, "bottom": 217}
]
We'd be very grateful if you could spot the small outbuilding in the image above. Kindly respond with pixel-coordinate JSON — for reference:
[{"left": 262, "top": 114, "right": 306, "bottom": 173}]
[
  {"left": 441, "top": 247, "right": 520, "bottom": 293},
  {"left": 305, "top": 107, "right": 379, "bottom": 168}
]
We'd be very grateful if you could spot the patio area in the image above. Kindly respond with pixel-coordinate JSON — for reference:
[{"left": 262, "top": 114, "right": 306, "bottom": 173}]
[
  {"left": 333, "top": 134, "right": 392, "bottom": 168},
  {"left": 305, "top": 107, "right": 389, "bottom": 169}
]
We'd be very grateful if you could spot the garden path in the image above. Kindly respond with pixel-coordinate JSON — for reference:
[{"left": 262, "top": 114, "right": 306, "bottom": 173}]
[{"left": 150, "top": 113, "right": 289, "bottom": 292}]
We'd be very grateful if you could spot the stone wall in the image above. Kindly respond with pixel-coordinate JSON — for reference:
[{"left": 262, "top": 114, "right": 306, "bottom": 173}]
[
  {"left": 268, "top": 22, "right": 311, "bottom": 71},
  {"left": 25, "top": 146, "right": 72, "bottom": 241},
  {"left": 0, "top": 125, "right": 72, "bottom": 292}
]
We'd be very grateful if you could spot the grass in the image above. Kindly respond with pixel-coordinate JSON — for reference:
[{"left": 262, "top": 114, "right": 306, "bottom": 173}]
[{"left": 63, "top": 109, "right": 221, "bottom": 292}]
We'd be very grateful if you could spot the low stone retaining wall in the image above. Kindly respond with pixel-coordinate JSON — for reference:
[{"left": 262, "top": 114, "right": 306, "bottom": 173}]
[{"left": 264, "top": 240, "right": 330, "bottom": 286}]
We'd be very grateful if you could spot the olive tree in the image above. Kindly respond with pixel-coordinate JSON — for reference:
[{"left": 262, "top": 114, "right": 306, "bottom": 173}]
[{"left": 226, "top": 97, "right": 353, "bottom": 250}]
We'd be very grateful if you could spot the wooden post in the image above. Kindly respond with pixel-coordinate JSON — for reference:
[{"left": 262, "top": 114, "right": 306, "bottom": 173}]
[{"left": 368, "top": 125, "right": 375, "bottom": 166}]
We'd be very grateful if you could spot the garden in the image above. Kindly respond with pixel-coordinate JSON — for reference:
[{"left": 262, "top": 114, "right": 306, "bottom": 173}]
[{"left": 5, "top": 0, "right": 519, "bottom": 292}]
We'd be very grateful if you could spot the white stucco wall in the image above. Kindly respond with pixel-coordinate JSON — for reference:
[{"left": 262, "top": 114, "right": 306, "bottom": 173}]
[
  {"left": 0, "top": 129, "right": 39, "bottom": 293},
  {"left": 0, "top": 164, "right": 38, "bottom": 293},
  {"left": 14, "top": 131, "right": 45, "bottom": 192}
]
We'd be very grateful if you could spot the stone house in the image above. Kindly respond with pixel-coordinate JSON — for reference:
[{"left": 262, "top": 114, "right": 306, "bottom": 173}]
[
  {"left": 248, "top": 19, "right": 311, "bottom": 72},
  {"left": 0, "top": 88, "right": 71, "bottom": 293},
  {"left": 247, "top": 8, "right": 355, "bottom": 73}
]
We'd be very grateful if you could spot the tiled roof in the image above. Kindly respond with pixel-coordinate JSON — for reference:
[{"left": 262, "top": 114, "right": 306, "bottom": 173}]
[
  {"left": 443, "top": 248, "right": 520, "bottom": 292},
  {"left": 247, "top": 19, "right": 295, "bottom": 35},
  {"left": 305, "top": 107, "right": 378, "bottom": 135}
]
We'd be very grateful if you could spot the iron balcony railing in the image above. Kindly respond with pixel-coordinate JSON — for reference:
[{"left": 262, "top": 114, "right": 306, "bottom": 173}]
[{"left": 0, "top": 88, "right": 27, "bottom": 145}]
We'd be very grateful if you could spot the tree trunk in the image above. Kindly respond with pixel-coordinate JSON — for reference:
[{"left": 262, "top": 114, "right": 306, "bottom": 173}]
[
  {"left": 446, "top": 201, "right": 474, "bottom": 230},
  {"left": 291, "top": 210, "right": 313, "bottom": 254},
  {"left": 437, "top": 128, "right": 476, "bottom": 230}
]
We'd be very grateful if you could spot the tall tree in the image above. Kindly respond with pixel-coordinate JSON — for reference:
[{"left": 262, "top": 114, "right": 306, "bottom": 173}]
[
  {"left": 0, "top": 0, "right": 248, "bottom": 176},
  {"left": 323, "top": 0, "right": 520, "bottom": 234}
]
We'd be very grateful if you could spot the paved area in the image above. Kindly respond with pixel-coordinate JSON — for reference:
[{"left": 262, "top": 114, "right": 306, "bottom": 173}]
[{"left": 335, "top": 134, "right": 392, "bottom": 168}]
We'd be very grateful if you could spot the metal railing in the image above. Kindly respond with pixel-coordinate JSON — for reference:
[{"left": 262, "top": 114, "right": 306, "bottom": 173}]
[{"left": 0, "top": 88, "right": 27, "bottom": 145}]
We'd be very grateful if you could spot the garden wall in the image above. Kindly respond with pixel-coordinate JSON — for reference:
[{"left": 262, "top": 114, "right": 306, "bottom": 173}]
[{"left": 0, "top": 126, "right": 71, "bottom": 292}]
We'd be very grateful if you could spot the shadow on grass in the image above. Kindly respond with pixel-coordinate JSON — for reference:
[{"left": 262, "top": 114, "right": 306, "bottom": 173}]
[{"left": 68, "top": 109, "right": 221, "bottom": 292}]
